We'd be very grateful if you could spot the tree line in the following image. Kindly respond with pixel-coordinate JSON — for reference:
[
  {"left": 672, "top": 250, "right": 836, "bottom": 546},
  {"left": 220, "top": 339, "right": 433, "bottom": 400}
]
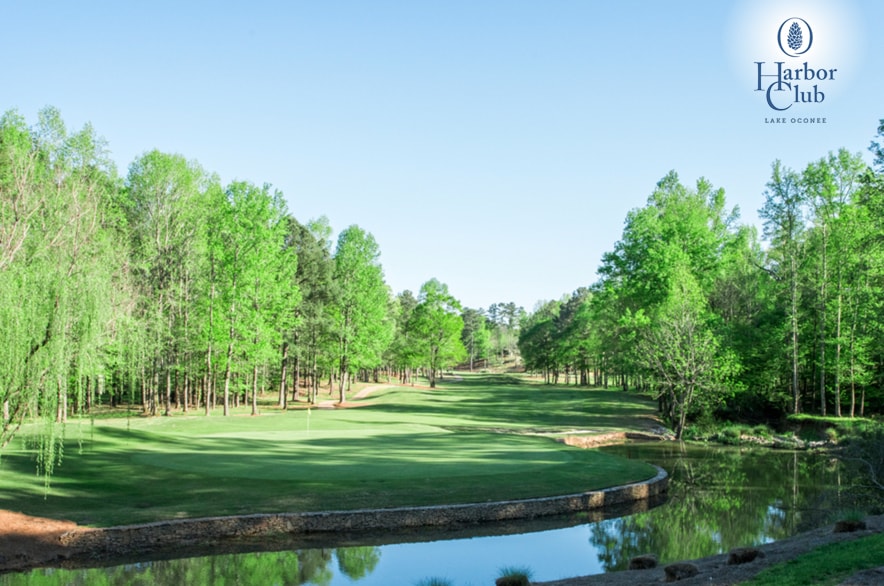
[
  {"left": 0, "top": 107, "right": 527, "bottom": 467},
  {"left": 518, "top": 121, "right": 884, "bottom": 438}
]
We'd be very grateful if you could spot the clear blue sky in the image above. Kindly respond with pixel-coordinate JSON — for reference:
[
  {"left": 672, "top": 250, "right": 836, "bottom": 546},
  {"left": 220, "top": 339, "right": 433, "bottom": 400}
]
[{"left": 4, "top": 0, "right": 882, "bottom": 312}]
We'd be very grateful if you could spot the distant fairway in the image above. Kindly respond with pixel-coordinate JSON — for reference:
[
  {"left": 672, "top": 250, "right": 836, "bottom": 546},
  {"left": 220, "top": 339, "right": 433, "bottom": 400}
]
[{"left": 0, "top": 374, "right": 660, "bottom": 527}]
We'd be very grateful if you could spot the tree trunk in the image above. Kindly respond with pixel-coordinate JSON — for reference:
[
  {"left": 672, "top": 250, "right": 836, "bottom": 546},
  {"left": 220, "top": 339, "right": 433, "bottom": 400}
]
[
  {"left": 293, "top": 353, "right": 301, "bottom": 403},
  {"left": 203, "top": 374, "right": 210, "bottom": 416},
  {"left": 819, "top": 228, "right": 828, "bottom": 416},
  {"left": 278, "top": 341, "right": 288, "bottom": 409},
  {"left": 223, "top": 339, "right": 233, "bottom": 416},
  {"left": 338, "top": 369, "right": 348, "bottom": 403},
  {"left": 834, "top": 289, "right": 842, "bottom": 417},
  {"left": 56, "top": 377, "right": 67, "bottom": 423},
  {"left": 183, "top": 373, "right": 189, "bottom": 413},
  {"left": 164, "top": 368, "right": 172, "bottom": 416},
  {"left": 151, "top": 369, "right": 159, "bottom": 416},
  {"left": 206, "top": 271, "right": 215, "bottom": 416},
  {"left": 791, "top": 255, "right": 800, "bottom": 414},
  {"left": 251, "top": 363, "right": 259, "bottom": 416}
]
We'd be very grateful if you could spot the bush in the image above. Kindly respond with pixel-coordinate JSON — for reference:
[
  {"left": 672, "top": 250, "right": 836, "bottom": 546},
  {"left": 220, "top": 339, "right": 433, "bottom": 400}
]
[
  {"left": 496, "top": 566, "right": 533, "bottom": 586},
  {"left": 751, "top": 424, "right": 773, "bottom": 438},
  {"left": 716, "top": 426, "right": 743, "bottom": 446},
  {"left": 825, "top": 427, "right": 839, "bottom": 443},
  {"left": 681, "top": 424, "right": 707, "bottom": 441}
]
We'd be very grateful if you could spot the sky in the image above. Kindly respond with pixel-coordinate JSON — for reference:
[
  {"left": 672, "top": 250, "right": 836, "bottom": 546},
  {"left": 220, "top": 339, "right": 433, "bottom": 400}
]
[{"left": 3, "top": 0, "right": 883, "bottom": 312}]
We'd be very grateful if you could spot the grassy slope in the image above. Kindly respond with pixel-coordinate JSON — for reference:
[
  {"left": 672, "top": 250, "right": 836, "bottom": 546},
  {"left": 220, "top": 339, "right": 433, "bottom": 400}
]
[
  {"left": 742, "top": 532, "right": 884, "bottom": 586},
  {"left": 0, "top": 373, "right": 660, "bottom": 527}
]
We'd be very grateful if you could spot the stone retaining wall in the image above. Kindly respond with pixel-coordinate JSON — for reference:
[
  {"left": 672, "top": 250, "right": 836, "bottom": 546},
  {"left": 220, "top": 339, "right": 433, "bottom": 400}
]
[
  {"left": 560, "top": 432, "right": 667, "bottom": 449},
  {"left": 60, "top": 466, "right": 668, "bottom": 557}
]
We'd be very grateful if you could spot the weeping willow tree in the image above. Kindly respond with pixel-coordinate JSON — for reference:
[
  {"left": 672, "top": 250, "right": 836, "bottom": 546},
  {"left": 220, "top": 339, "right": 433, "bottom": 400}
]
[{"left": 0, "top": 107, "right": 125, "bottom": 478}]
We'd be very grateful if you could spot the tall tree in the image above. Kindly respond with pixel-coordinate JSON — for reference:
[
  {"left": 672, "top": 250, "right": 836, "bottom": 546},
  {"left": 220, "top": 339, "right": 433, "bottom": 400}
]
[
  {"left": 803, "top": 150, "right": 866, "bottom": 416},
  {"left": 759, "top": 160, "right": 807, "bottom": 413},
  {"left": 125, "top": 150, "right": 208, "bottom": 416},
  {"left": 389, "top": 289, "right": 420, "bottom": 383},
  {"left": 285, "top": 216, "right": 335, "bottom": 405},
  {"left": 596, "top": 172, "right": 737, "bottom": 393},
  {"left": 214, "top": 181, "right": 291, "bottom": 415},
  {"left": 407, "top": 279, "right": 466, "bottom": 388},
  {"left": 638, "top": 263, "right": 728, "bottom": 439},
  {"left": 460, "top": 307, "right": 491, "bottom": 372},
  {"left": 0, "top": 108, "right": 123, "bottom": 475},
  {"left": 330, "top": 226, "right": 392, "bottom": 402},
  {"left": 518, "top": 300, "right": 561, "bottom": 383}
]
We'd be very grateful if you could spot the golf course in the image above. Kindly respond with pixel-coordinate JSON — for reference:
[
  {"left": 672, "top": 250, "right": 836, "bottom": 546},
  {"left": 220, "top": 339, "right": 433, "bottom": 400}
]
[{"left": 0, "top": 373, "right": 661, "bottom": 528}]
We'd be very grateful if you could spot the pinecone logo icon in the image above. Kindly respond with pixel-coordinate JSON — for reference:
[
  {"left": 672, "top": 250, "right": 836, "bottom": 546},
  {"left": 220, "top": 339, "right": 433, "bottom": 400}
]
[
  {"left": 778, "top": 18, "right": 813, "bottom": 57},
  {"left": 787, "top": 22, "right": 803, "bottom": 51}
]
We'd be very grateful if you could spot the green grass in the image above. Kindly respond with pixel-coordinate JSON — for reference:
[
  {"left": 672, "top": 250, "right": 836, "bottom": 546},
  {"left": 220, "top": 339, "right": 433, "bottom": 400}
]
[
  {"left": 0, "top": 373, "right": 660, "bottom": 527},
  {"left": 740, "top": 532, "right": 884, "bottom": 586}
]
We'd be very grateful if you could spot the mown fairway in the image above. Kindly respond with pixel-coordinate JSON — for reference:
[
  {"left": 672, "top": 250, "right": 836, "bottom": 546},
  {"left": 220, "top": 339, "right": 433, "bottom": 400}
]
[{"left": 0, "top": 374, "right": 660, "bottom": 527}]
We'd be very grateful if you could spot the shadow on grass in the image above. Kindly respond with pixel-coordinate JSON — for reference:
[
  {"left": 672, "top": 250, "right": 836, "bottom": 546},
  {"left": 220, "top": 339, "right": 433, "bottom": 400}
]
[
  {"left": 444, "top": 373, "right": 527, "bottom": 387},
  {"left": 0, "top": 421, "right": 653, "bottom": 527},
  {"left": 0, "top": 373, "right": 660, "bottom": 527},
  {"left": 367, "top": 382, "right": 657, "bottom": 431}
]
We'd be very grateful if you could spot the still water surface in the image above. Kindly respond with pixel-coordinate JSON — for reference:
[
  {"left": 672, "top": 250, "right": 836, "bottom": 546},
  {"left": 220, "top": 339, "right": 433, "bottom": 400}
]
[{"left": 2, "top": 442, "right": 874, "bottom": 585}]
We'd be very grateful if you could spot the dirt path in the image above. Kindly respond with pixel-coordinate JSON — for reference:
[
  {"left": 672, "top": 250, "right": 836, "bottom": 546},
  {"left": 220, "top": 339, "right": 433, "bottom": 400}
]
[{"left": 0, "top": 510, "right": 85, "bottom": 571}]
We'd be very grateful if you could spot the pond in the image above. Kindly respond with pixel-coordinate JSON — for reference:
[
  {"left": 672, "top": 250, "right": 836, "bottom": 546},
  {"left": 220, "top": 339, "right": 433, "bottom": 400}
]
[{"left": 1, "top": 442, "right": 877, "bottom": 585}]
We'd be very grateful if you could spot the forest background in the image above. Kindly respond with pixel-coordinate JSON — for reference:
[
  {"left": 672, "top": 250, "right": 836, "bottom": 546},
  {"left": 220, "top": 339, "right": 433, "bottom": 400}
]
[
  {"left": 3, "top": 1, "right": 884, "bottom": 469},
  {"left": 2, "top": 108, "right": 884, "bottom": 467}
]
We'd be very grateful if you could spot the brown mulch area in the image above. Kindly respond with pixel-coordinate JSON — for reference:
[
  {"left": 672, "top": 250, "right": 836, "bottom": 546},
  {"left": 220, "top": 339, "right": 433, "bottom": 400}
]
[
  {"left": 0, "top": 510, "right": 89, "bottom": 571},
  {"left": 535, "top": 514, "right": 884, "bottom": 586}
]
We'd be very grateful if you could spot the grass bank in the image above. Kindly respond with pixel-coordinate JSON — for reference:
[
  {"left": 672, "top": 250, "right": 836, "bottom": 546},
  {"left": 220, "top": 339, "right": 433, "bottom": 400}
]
[
  {"left": 0, "top": 373, "right": 660, "bottom": 527},
  {"left": 742, "top": 531, "right": 884, "bottom": 586}
]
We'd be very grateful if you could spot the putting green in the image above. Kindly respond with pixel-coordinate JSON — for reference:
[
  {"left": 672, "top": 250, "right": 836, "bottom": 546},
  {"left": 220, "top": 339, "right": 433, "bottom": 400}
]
[
  {"left": 1, "top": 374, "right": 661, "bottom": 526},
  {"left": 132, "top": 430, "right": 578, "bottom": 481}
]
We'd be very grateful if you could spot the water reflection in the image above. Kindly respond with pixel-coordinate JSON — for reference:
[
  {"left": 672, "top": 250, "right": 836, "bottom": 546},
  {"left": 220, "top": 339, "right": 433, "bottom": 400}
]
[
  {"left": 593, "top": 442, "right": 879, "bottom": 570},
  {"left": 2, "top": 443, "right": 877, "bottom": 585}
]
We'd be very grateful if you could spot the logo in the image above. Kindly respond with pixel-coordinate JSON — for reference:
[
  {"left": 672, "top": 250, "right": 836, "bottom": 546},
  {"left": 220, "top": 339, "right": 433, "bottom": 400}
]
[
  {"left": 777, "top": 18, "right": 813, "bottom": 57},
  {"left": 754, "top": 16, "right": 835, "bottom": 117}
]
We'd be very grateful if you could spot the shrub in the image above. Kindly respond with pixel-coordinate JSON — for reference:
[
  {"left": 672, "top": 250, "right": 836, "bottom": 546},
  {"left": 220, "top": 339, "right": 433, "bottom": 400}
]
[
  {"left": 751, "top": 424, "right": 772, "bottom": 438},
  {"left": 717, "top": 426, "right": 743, "bottom": 446},
  {"left": 824, "top": 427, "right": 839, "bottom": 443},
  {"left": 496, "top": 566, "right": 533, "bottom": 586}
]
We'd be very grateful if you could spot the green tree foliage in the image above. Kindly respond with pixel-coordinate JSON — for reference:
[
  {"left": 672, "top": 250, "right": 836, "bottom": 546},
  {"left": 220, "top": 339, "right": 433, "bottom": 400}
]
[
  {"left": 530, "top": 129, "right": 884, "bottom": 428},
  {"left": 460, "top": 307, "right": 491, "bottom": 371},
  {"left": 759, "top": 161, "right": 807, "bottom": 414},
  {"left": 7, "top": 105, "right": 884, "bottom": 476},
  {"left": 486, "top": 301, "right": 525, "bottom": 364},
  {"left": 336, "top": 546, "right": 381, "bottom": 580},
  {"left": 214, "top": 181, "right": 294, "bottom": 415},
  {"left": 125, "top": 149, "right": 209, "bottom": 416},
  {"left": 802, "top": 150, "right": 868, "bottom": 416},
  {"left": 0, "top": 108, "right": 124, "bottom": 476},
  {"left": 389, "top": 289, "right": 421, "bottom": 383},
  {"left": 285, "top": 216, "right": 336, "bottom": 405},
  {"left": 406, "top": 279, "right": 466, "bottom": 388},
  {"left": 518, "top": 300, "right": 560, "bottom": 383},
  {"left": 1, "top": 108, "right": 484, "bottom": 479},
  {"left": 594, "top": 173, "right": 740, "bottom": 398},
  {"left": 638, "top": 263, "right": 735, "bottom": 439},
  {"left": 330, "top": 225, "right": 393, "bottom": 402}
]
